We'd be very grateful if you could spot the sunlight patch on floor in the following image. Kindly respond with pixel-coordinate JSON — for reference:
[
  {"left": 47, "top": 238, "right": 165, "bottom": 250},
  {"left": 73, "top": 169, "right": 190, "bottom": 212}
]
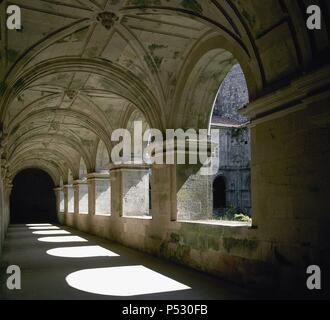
[
  {"left": 66, "top": 265, "right": 191, "bottom": 297},
  {"left": 29, "top": 226, "right": 60, "bottom": 230},
  {"left": 26, "top": 224, "right": 53, "bottom": 227},
  {"left": 33, "top": 230, "right": 70, "bottom": 235},
  {"left": 38, "top": 236, "right": 88, "bottom": 243},
  {"left": 47, "top": 245, "right": 119, "bottom": 258}
]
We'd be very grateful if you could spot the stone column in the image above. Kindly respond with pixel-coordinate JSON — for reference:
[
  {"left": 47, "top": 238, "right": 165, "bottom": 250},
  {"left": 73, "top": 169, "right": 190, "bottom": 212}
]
[
  {"left": 87, "top": 173, "right": 111, "bottom": 216},
  {"left": 63, "top": 185, "right": 73, "bottom": 214},
  {"left": 158, "top": 138, "right": 214, "bottom": 222},
  {"left": 53, "top": 187, "right": 62, "bottom": 214},
  {"left": 149, "top": 164, "right": 177, "bottom": 241},
  {"left": 109, "top": 165, "right": 122, "bottom": 219},
  {"left": 109, "top": 164, "right": 150, "bottom": 218},
  {"left": 4, "top": 181, "right": 12, "bottom": 229},
  {"left": 73, "top": 180, "right": 89, "bottom": 215}
]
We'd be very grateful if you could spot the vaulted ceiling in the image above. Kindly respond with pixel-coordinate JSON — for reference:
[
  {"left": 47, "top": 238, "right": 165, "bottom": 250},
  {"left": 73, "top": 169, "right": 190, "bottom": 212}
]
[{"left": 0, "top": 0, "right": 329, "bottom": 185}]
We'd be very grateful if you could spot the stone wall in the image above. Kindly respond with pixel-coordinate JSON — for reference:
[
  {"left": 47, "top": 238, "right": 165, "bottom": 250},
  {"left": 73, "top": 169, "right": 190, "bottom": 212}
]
[
  {"left": 59, "top": 69, "right": 330, "bottom": 295},
  {"left": 176, "top": 164, "right": 212, "bottom": 221},
  {"left": 95, "top": 179, "right": 111, "bottom": 215},
  {"left": 77, "top": 183, "right": 88, "bottom": 214},
  {"left": 211, "top": 125, "right": 252, "bottom": 214},
  {"left": 213, "top": 64, "right": 249, "bottom": 124},
  {"left": 0, "top": 166, "right": 11, "bottom": 257}
]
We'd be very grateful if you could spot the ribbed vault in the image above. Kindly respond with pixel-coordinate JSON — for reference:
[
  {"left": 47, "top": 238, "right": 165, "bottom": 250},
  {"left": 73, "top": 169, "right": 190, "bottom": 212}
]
[{"left": 0, "top": 0, "right": 329, "bottom": 186}]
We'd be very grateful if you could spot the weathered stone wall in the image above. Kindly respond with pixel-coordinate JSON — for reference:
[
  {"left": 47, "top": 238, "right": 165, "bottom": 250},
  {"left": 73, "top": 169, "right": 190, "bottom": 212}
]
[
  {"left": 67, "top": 186, "right": 74, "bottom": 213},
  {"left": 122, "top": 168, "right": 150, "bottom": 217},
  {"left": 251, "top": 100, "right": 330, "bottom": 272},
  {"left": 212, "top": 125, "right": 251, "bottom": 214},
  {"left": 59, "top": 190, "right": 64, "bottom": 212},
  {"left": 59, "top": 79, "right": 330, "bottom": 295},
  {"left": 0, "top": 167, "right": 11, "bottom": 256},
  {"left": 213, "top": 64, "right": 249, "bottom": 123},
  {"left": 95, "top": 179, "right": 111, "bottom": 215},
  {"left": 176, "top": 164, "right": 212, "bottom": 221},
  {"left": 78, "top": 183, "right": 88, "bottom": 214}
]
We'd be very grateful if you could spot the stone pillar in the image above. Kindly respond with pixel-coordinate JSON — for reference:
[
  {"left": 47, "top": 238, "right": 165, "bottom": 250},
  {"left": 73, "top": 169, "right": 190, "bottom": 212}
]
[
  {"left": 64, "top": 184, "right": 74, "bottom": 213},
  {"left": 176, "top": 163, "right": 212, "bottom": 221},
  {"left": 150, "top": 165, "right": 177, "bottom": 225},
  {"left": 5, "top": 181, "right": 12, "bottom": 228},
  {"left": 73, "top": 180, "right": 88, "bottom": 214},
  {"left": 53, "top": 187, "right": 62, "bottom": 214},
  {"left": 109, "top": 164, "right": 150, "bottom": 218},
  {"left": 162, "top": 138, "right": 214, "bottom": 221},
  {"left": 109, "top": 166, "right": 122, "bottom": 219},
  {"left": 87, "top": 173, "right": 111, "bottom": 216},
  {"left": 55, "top": 187, "right": 65, "bottom": 224}
]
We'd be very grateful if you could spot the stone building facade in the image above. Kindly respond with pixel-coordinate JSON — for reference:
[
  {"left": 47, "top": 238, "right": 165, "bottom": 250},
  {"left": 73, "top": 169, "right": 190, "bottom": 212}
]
[
  {"left": 211, "top": 65, "right": 251, "bottom": 215},
  {"left": 211, "top": 120, "right": 251, "bottom": 215}
]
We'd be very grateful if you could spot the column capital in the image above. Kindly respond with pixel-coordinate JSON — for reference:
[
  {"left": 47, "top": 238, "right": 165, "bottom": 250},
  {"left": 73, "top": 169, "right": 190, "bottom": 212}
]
[
  {"left": 73, "top": 179, "right": 88, "bottom": 186},
  {"left": 87, "top": 172, "right": 110, "bottom": 180},
  {"left": 109, "top": 163, "right": 151, "bottom": 172}
]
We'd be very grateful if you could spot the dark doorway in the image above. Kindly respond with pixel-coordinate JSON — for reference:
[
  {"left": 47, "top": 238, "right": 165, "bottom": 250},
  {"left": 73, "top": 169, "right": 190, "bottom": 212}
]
[
  {"left": 10, "top": 169, "right": 57, "bottom": 224},
  {"left": 213, "top": 176, "right": 226, "bottom": 209}
]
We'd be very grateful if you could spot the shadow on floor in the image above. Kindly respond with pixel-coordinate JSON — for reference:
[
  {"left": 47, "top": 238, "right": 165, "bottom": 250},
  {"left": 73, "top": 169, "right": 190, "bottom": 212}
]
[{"left": 0, "top": 224, "right": 256, "bottom": 300}]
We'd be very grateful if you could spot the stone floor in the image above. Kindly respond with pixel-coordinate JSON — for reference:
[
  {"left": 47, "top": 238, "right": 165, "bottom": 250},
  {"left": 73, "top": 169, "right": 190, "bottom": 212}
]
[{"left": 0, "top": 224, "right": 256, "bottom": 300}]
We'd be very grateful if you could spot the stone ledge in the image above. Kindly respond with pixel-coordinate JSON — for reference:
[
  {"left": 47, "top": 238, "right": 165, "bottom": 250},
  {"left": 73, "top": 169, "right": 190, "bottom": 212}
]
[
  {"left": 241, "top": 64, "right": 330, "bottom": 125},
  {"left": 122, "top": 215, "right": 153, "bottom": 221},
  {"left": 179, "top": 219, "right": 252, "bottom": 228}
]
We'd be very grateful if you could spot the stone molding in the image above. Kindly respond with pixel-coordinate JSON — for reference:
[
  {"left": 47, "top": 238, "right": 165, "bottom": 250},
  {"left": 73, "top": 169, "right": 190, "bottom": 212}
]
[{"left": 241, "top": 65, "right": 330, "bottom": 126}]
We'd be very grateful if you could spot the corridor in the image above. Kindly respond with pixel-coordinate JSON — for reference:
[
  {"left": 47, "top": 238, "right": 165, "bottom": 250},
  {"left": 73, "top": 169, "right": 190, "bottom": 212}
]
[
  {"left": 1, "top": 0, "right": 329, "bottom": 300},
  {"left": 0, "top": 224, "right": 252, "bottom": 300}
]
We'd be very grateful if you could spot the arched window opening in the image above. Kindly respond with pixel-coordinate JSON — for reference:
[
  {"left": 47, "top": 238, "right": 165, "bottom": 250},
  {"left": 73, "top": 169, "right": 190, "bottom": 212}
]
[
  {"left": 79, "top": 158, "right": 88, "bottom": 180},
  {"left": 211, "top": 64, "right": 252, "bottom": 222},
  {"left": 120, "top": 110, "right": 152, "bottom": 219},
  {"left": 59, "top": 177, "right": 65, "bottom": 213},
  {"left": 76, "top": 158, "right": 89, "bottom": 214},
  {"left": 95, "top": 140, "right": 109, "bottom": 173},
  {"left": 67, "top": 169, "right": 74, "bottom": 214},
  {"left": 95, "top": 139, "right": 111, "bottom": 216},
  {"left": 177, "top": 63, "right": 252, "bottom": 225}
]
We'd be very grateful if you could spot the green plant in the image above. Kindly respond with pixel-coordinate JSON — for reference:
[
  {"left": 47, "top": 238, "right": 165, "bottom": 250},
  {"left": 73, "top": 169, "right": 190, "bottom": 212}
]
[
  {"left": 213, "top": 206, "right": 251, "bottom": 222},
  {"left": 234, "top": 213, "right": 252, "bottom": 223}
]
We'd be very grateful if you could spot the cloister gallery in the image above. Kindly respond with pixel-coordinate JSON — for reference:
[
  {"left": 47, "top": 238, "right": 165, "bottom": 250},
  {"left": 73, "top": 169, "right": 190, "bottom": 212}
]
[{"left": 0, "top": 0, "right": 329, "bottom": 299}]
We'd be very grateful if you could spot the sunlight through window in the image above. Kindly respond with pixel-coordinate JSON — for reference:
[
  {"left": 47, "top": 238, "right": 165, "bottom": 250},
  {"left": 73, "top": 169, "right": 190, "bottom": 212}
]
[
  {"left": 47, "top": 246, "right": 119, "bottom": 258},
  {"left": 29, "top": 226, "right": 60, "bottom": 230},
  {"left": 26, "top": 224, "right": 53, "bottom": 227},
  {"left": 38, "top": 236, "right": 88, "bottom": 243},
  {"left": 66, "top": 265, "right": 191, "bottom": 297},
  {"left": 33, "top": 230, "right": 70, "bottom": 235}
]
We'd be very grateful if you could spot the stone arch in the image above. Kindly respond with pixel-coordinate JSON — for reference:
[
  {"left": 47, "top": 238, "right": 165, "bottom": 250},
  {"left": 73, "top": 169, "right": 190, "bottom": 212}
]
[
  {"left": 9, "top": 162, "right": 60, "bottom": 187},
  {"left": 172, "top": 34, "right": 260, "bottom": 129}
]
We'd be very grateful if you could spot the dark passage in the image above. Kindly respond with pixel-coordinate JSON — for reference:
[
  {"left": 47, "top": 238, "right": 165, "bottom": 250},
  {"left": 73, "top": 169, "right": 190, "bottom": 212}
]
[
  {"left": 10, "top": 169, "right": 57, "bottom": 224},
  {"left": 213, "top": 176, "right": 226, "bottom": 210}
]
